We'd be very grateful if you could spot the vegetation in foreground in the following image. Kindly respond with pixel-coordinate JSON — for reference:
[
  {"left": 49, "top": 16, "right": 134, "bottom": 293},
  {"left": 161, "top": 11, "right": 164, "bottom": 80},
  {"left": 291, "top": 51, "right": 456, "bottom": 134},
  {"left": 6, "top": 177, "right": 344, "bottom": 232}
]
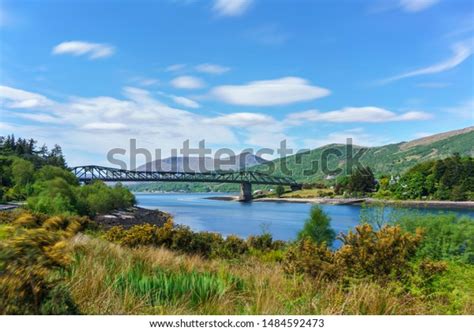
[
  {"left": 0, "top": 206, "right": 472, "bottom": 315},
  {"left": 0, "top": 134, "right": 473, "bottom": 315}
]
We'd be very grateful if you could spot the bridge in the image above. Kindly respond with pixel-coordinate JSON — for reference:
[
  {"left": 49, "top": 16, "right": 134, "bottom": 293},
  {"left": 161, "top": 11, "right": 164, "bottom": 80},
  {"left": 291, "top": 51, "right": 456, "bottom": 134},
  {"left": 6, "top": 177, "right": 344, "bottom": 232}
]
[{"left": 71, "top": 165, "right": 302, "bottom": 201}]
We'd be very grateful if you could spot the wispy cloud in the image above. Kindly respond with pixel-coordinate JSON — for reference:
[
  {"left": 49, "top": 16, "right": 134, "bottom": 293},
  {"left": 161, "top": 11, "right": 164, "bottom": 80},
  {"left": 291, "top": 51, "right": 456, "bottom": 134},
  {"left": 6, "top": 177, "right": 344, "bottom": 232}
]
[
  {"left": 195, "top": 63, "right": 230, "bottom": 74},
  {"left": 443, "top": 99, "right": 474, "bottom": 119},
  {"left": 380, "top": 40, "right": 473, "bottom": 84},
  {"left": 213, "top": 0, "right": 253, "bottom": 17},
  {"left": 399, "top": 0, "right": 439, "bottom": 12},
  {"left": 416, "top": 82, "right": 451, "bottom": 88},
  {"left": 0, "top": 85, "right": 238, "bottom": 164},
  {"left": 369, "top": 0, "right": 439, "bottom": 14},
  {"left": 165, "top": 63, "right": 186, "bottom": 72},
  {"left": 210, "top": 77, "right": 330, "bottom": 106},
  {"left": 0, "top": 85, "right": 54, "bottom": 108},
  {"left": 246, "top": 24, "right": 289, "bottom": 46},
  {"left": 52, "top": 41, "right": 115, "bottom": 59},
  {"left": 170, "top": 75, "right": 206, "bottom": 89},
  {"left": 286, "top": 107, "right": 432, "bottom": 124},
  {"left": 304, "top": 128, "right": 393, "bottom": 148},
  {"left": 81, "top": 122, "right": 128, "bottom": 131},
  {"left": 170, "top": 95, "right": 200, "bottom": 108},
  {"left": 203, "top": 112, "right": 275, "bottom": 127}
]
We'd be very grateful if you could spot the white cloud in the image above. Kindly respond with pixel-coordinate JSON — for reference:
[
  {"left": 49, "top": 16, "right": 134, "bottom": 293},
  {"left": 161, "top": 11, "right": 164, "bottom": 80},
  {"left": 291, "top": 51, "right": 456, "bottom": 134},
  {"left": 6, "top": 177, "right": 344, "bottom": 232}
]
[
  {"left": 17, "top": 113, "right": 62, "bottom": 123},
  {"left": 165, "top": 64, "right": 186, "bottom": 72},
  {"left": 381, "top": 40, "right": 473, "bottom": 83},
  {"left": 213, "top": 0, "right": 253, "bottom": 16},
  {"left": 195, "top": 63, "right": 230, "bottom": 74},
  {"left": 399, "top": 0, "right": 439, "bottom": 12},
  {"left": 210, "top": 77, "right": 330, "bottom": 106},
  {"left": 0, "top": 85, "right": 239, "bottom": 165},
  {"left": 0, "top": 85, "right": 53, "bottom": 108},
  {"left": 203, "top": 112, "right": 275, "bottom": 127},
  {"left": 82, "top": 122, "right": 129, "bottom": 131},
  {"left": 170, "top": 95, "right": 200, "bottom": 108},
  {"left": 52, "top": 41, "right": 115, "bottom": 59},
  {"left": 133, "top": 77, "right": 159, "bottom": 87},
  {"left": 304, "top": 128, "right": 393, "bottom": 148},
  {"left": 170, "top": 75, "right": 205, "bottom": 89},
  {"left": 286, "top": 107, "right": 431, "bottom": 124}
]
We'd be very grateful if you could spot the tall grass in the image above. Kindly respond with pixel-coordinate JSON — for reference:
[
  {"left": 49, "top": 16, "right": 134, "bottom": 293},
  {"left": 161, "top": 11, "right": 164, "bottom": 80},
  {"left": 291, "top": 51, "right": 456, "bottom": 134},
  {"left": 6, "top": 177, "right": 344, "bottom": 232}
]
[
  {"left": 112, "top": 262, "right": 245, "bottom": 306},
  {"left": 64, "top": 234, "right": 434, "bottom": 314}
]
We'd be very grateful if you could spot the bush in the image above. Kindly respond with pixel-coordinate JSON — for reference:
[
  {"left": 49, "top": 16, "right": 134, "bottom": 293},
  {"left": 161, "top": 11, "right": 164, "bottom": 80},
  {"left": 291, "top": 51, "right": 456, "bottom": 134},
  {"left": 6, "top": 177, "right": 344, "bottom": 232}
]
[
  {"left": 120, "top": 223, "right": 159, "bottom": 247},
  {"left": 335, "top": 224, "right": 422, "bottom": 280},
  {"left": 247, "top": 233, "right": 274, "bottom": 251},
  {"left": 395, "top": 213, "right": 474, "bottom": 263},
  {"left": 0, "top": 212, "right": 84, "bottom": 314},
  {"left": 297, "top": 205, "right": 335, "bottom": 246},
  {"left": 39, "top": 284, "right": 80, "bottom": 315},
  {"left": 218, "top": 235, "right": 248, "bottom": 258},
  {"left": 282, "top": 239, "right": 335, "bottom": 279}
]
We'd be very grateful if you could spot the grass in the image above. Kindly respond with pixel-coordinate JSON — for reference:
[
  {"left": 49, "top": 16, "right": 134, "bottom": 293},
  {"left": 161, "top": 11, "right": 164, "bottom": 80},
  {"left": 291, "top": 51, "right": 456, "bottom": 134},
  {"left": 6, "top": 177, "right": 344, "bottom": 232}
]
[
  {"left": 64, "top": 234, "right": 443, "bottom": 315},
  {"left": 112, "top": 262, "right": 245, "bottom": 307},
  {"left": 258, "top": 188, "right": 335, "bottom": 199},
  {"left": 0, "top": 224, "right": 12, "bottom": 240}
]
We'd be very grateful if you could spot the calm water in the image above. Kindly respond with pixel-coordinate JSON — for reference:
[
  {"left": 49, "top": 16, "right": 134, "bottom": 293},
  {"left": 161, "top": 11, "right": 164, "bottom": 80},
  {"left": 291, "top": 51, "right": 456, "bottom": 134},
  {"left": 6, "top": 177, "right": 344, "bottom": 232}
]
[{"left": 135, "top": 193, "right": 474, "bottom": 247}]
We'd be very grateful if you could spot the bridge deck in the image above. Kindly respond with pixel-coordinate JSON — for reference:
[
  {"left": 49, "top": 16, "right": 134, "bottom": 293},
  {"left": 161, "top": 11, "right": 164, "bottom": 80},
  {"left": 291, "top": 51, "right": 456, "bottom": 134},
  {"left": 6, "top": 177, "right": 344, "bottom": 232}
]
[{"left": 71, "top": 165, "right": 301, "bottom": 187}]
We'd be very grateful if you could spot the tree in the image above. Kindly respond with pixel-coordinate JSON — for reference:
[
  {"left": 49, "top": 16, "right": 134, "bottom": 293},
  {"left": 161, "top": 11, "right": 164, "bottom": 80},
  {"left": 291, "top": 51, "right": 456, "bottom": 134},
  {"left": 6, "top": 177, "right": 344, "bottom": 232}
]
[
  {"left": 347, "top": 166, "right": 376, "bottom": 195},
  {"left": 297, "top": 205, "right": 335, "bottom": 246},
  {"left": 275, "top": 185, "right": 285, "bottom": 198}
]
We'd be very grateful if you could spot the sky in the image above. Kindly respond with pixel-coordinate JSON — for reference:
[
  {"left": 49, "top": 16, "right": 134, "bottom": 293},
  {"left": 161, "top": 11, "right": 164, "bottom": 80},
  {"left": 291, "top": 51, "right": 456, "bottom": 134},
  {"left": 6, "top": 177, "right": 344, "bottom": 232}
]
[{"left": 0, "top": 0, "right": 473, "bottom": 166}]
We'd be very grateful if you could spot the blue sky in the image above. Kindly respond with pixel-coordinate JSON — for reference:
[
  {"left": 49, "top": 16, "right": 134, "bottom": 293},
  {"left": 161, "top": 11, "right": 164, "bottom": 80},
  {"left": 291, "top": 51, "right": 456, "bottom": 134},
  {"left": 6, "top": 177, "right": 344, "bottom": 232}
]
[{"left": 0, "top": 0, "right": 473, "bottom": 166}]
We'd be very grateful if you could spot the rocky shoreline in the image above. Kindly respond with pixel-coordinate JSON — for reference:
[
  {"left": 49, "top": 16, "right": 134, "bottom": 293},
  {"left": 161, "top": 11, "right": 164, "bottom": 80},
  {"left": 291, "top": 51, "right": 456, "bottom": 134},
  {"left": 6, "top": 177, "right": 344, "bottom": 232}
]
[{"left": 93, "top": 206, "right": 171, "bottom": 229}]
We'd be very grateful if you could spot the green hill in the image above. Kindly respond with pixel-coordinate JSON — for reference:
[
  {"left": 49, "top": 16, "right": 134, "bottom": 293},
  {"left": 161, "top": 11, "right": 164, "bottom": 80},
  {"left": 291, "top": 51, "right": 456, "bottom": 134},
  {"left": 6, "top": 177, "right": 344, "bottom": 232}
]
[
  {"left": 251, "top": 127, "right": 474, "bottom": 183},
  {"left": 129, "top": 127, "right": 473, "bottom": 192}
]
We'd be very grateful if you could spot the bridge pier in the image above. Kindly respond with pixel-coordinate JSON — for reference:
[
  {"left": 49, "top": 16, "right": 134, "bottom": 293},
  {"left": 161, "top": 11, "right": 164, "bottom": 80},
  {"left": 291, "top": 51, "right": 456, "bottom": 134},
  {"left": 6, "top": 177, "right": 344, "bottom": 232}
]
[{"left": 239, "top": 182, "right": 252, "bottom": 202}]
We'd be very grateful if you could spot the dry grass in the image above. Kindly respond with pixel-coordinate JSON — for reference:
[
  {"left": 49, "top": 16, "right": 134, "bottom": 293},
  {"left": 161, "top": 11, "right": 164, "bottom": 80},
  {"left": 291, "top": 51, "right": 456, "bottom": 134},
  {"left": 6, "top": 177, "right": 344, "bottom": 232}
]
[{"left": 64, "top": 234, "right": 430, "bottom": 315}]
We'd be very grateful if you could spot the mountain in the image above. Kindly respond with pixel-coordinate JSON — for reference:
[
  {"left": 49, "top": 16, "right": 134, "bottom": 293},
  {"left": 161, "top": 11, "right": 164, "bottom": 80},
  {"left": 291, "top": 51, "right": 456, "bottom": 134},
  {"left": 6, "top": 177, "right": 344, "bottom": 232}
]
[
  {"left": 250, "top": 127, "right": 474, "bottom": 183},
  {"left": 129, "top": 127, "right": 473, "bottom": 192},
  {"left": 136, "top": 152, "right": 267, "bottom": 172}
]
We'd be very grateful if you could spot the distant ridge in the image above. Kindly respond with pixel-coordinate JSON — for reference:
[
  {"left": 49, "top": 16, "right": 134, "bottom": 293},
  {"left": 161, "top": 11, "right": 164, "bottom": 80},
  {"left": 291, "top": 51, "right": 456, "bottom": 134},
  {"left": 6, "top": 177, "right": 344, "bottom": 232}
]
[
  {"left": 136, "top": 152, "right": 267, "bottom": 172},
  {"left": 250, "top": 126, "right": 474, "bottom": 182},
  {"left": 400, "top": 126, "right": 474, "bottom": 150}
]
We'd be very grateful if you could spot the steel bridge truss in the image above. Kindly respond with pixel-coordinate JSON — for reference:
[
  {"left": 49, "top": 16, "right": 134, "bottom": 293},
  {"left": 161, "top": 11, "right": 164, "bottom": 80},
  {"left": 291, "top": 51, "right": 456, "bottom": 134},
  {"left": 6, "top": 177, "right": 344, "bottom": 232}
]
[{"left": 71, "top": 165, "right": 302, "bottom": 188}]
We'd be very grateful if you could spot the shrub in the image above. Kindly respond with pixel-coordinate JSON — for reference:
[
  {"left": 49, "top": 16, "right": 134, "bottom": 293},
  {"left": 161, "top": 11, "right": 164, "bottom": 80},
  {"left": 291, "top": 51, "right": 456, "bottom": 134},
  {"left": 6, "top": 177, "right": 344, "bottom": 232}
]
[
  {"left": 218, "top": 235, "right": 248, "bottom": 258},
  {"left": 188, "top": 231, "right": 223, "bottom": 258},
  {"left": 247, "top": 233, "right": 274, "bottom": 251},
  {"left": 39, "top": 284, "right": 80, "bottom": 315},
  {"left": 297, "top": 205, "right": 335, "bottom": 246},
  {"left": 395, "top": 214, "right": 474, "bottom": 263},
  {"left": 120, "top": 223, "right": 158, "bottom": 247},
  {"left": 0, "top": 212, "right": 84, "bottom": 314},
  {"left": 104, "top": 225, "right": 126, "bottom": 243},
  {"left": 335, "top": 224, "right": 422, "bottom": 280},
  {"left": 282, "top": 239, "right": 335, "bottom": 279}
]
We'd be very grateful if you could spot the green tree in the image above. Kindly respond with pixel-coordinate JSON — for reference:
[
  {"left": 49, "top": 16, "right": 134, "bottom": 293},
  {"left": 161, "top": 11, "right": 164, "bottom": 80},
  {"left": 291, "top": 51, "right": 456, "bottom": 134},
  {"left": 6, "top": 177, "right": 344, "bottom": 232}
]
[
  {"left": 12, "top": 158, "right": 34, "bottom": 187},
  {"left": 297, "top": 205, "right": 335, "bottom": 246},
  {"left": 347, "top": 166, "right": 376, "bottom": 196},
  {"left": 275, "top": 185, "right": 285, "bottom": 197}
]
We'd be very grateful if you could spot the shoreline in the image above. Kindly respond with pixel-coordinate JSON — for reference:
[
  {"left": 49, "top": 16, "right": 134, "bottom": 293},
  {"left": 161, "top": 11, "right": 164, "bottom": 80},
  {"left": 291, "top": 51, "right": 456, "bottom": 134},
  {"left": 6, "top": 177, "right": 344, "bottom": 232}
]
[{"left": 205, "top": 195, "right": 474, "bottom": 209}]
